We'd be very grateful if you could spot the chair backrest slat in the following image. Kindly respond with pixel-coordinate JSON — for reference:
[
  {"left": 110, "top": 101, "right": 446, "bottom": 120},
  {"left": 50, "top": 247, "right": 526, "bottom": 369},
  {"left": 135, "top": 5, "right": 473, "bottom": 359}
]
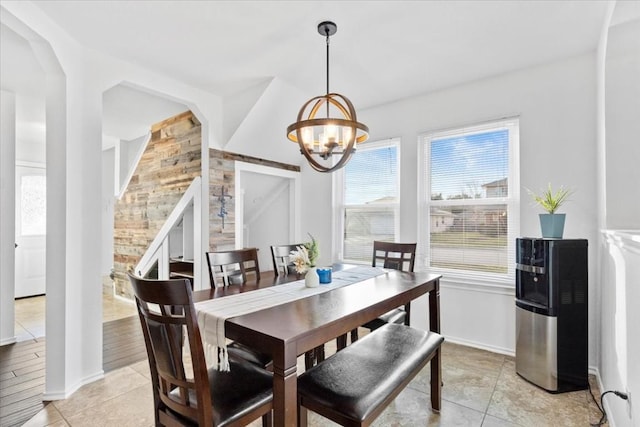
[
  {"left": 205, "top": 248, "right": 260, "bottom": 287},
  {"left": 270, "top": 244, "right": 304, "bottom": 276},
  {"left": 372, "top": 241, "right": 417, "bottom": 273}
]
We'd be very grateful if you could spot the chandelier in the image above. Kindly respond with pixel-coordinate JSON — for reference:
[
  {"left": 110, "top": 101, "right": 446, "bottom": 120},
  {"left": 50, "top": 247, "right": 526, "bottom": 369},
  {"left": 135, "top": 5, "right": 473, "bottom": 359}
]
[{"left": 287, "top": 21, "right": 369, "bottom": 173}]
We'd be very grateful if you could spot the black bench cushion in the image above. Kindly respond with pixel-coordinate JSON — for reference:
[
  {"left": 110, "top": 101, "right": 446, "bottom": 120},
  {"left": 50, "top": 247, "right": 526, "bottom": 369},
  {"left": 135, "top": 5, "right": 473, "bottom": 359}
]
[
  {"left": 362, "top": 308, "right": 406, "bottom": 331},
  {"left": 298, "top": 323, "right": 444, "bottom": 424}
]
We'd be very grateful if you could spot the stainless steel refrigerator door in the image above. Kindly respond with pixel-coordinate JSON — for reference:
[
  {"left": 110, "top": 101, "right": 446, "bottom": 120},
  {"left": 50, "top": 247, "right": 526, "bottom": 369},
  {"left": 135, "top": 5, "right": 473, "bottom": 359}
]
[{"left": 515, "top": 306, "right": 558, "bottom": 391}]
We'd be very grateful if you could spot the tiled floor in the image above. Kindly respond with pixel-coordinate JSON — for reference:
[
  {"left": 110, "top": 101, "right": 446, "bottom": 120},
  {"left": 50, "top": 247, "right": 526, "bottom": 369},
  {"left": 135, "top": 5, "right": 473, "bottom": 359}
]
[
  {"left": 21, "top": 341, "right": 607, "bottom": 427},
  {"left": 14, "top": 295, "right": 47, "bottom": 342},
  {"left": 14, "top": 285, "right": 136, "bottom": 343},
  {"left": 14, "top": 289, "right": 606, "bottom": 427}
]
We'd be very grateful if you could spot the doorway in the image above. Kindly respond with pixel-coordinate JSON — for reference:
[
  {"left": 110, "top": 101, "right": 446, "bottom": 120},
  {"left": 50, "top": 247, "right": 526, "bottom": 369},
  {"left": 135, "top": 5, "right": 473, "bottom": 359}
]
[
  {"left": 234, "top": 162, "right": 301, "bottom": 271},
  {"left": 15, "top": 164, "right": 46, "bottom": 298}
]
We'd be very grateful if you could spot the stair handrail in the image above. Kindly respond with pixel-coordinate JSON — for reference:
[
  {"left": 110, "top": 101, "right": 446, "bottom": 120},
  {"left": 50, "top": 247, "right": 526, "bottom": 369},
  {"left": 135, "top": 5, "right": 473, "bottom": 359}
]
[{"left": 135, "top": 176, "right": 201, "bottom": 279}]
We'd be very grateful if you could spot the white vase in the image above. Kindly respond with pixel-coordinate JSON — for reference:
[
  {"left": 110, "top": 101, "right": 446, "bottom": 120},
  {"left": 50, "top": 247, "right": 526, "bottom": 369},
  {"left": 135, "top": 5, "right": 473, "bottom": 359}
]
[{"left": 305, "top": 267, "right": 319, "bottom": 288}]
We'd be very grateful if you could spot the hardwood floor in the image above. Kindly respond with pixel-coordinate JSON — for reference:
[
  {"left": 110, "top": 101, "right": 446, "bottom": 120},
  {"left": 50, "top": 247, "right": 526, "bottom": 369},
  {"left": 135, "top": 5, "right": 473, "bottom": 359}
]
[
  {"left": 0, "top": 316, "right": 146, "bottom": 427},
  {"left": 0, "top": 339, "right": 46, "bottom": 427},
  {"left": 102, "top": 316, "right": 147, "bottom": 373}
]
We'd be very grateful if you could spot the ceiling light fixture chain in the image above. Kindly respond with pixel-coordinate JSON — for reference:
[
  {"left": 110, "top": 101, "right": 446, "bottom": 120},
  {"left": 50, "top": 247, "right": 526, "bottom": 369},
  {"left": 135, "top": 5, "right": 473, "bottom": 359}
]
[{"left": 286, "top": 20, "right": 369, "bottom": 173}]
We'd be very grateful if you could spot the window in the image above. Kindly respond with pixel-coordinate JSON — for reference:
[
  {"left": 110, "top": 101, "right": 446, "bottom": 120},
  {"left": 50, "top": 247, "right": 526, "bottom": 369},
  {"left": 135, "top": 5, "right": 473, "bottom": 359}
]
[
  {"left": 335, "top": 139, "right": 399, "bottom": 263},
  {"left": 20, "top": 175, "right": 47, "bottom": 236},
  {"left": 419, "top": 118, "right": 519, "bottom": 280}
]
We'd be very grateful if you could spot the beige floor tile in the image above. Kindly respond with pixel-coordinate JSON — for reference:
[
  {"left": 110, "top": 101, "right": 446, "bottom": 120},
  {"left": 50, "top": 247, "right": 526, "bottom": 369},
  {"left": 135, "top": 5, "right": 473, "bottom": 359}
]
[
  {"left": 13, "top": 285, "right": 136, "bottom": 343},
  {"left": 22, "top": 403, "right": 68, "bottom": 427},
  {"left": 128, "top": 360, "right": 151, "bottom": 380},
  {"left": 102, "top": 291, "right": 136, "bottom": 322},
  {"left": 408, "top": 343, "right": 502, "bottom": 413},
  {"left": 442, "top": 342, "right": 506, "bottom": 372},
  {"left": 481, "top": 414, "right": 521, "bottom": 426},
  {"left": 52, "top": 366, "right": 149, "bottom": 419},
  {"left": 13, "top": 322, "right": 36, "bottom": 342},
  {"left": 440, "top": 363, "right": 501, "bottom": 413},
  {"left": 375, "top": 394, "right": 485, "bottom": 427},
  {"left": 486, "top": 360, "right": 590, "bottom": 426},
  {"left": 64, "top": 384, "right": 154, "bottom": 427}
]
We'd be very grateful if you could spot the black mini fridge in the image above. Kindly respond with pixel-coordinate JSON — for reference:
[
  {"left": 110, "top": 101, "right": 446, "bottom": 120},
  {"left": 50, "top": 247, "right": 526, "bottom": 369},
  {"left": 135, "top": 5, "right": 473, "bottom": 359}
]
[{"left": 515, "top": 238, "right": 588, "bottom": 392}]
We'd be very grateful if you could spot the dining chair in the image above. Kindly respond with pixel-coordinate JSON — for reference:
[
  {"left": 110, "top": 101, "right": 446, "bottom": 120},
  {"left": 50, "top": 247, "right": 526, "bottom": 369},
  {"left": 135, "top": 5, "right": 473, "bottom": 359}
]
[
  {"left": 127, "top": 273, "right": 273, "bottom": 427},
  {"left": 205, "top": 248, "right": 273, "bottom": 369},
  {"left": 348, "top": 241, "right": 417, "bottom": 344},
  {"left": 270, "top": 243, "right": 303, "bottom": 276},
  {"left": 206, "top": 248, "right": 260, "bottom": 287}
]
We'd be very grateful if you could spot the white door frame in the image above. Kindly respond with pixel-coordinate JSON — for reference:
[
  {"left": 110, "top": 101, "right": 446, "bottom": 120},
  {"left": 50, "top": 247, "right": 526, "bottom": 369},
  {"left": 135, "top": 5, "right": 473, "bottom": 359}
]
[{"left": 234, "top": 162, "right": 301, "bottom": 249}]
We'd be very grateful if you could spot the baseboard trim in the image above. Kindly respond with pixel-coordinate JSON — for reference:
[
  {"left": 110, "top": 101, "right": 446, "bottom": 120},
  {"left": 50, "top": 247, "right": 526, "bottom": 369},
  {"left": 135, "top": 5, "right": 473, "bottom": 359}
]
[
  {"left": 0, "top": 336, "right": 17, "bottom": 346},
  {"left": 42, "top": 370, "right": 105, "bottom": 401},
  {"left": 444, "top": 335, "right": 515, "bottom": 357}
]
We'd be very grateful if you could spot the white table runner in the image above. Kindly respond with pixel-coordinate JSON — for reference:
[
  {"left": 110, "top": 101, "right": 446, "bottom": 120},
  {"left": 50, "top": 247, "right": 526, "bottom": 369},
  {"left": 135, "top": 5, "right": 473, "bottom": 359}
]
[{"left": 195, "top": 266, "right": 386, "bottom": 370}]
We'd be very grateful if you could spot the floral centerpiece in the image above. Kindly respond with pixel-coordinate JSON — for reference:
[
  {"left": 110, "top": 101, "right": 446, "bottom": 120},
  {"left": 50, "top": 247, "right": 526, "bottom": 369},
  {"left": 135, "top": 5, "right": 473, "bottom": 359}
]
[{"left": 290, "top": 233, "right": 319, "bottom": 274}]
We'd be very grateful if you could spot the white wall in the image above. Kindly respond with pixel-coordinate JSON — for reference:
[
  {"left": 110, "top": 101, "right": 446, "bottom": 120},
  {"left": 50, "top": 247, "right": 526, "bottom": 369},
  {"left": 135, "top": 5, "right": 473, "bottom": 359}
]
[
  {"left": 598, "top": 13, "right": 640, "bottom": 427},
  {"left": 293, "top": 53, "right": 599, "bottom": 357},
  {"left": 600, "top": 232, "right": 639, "bottom": 427},
  {"left": 244, "top": 182, "right": 291, "bottom": 271},
  {"left": 299, "top": 164, "right": 335, "bottom": 268},
  {"left": 604, "top": 19, "right": 640, "bottom": 230},
  {"left": 224, "top": 77, "right": 308, "bottom": 169},
  {"left": 0, "top": 90, "right": 17, "bottom": 345},
  {"left": 101, "top": 148, "right": 114, "bottom": 276},
  {"left": 118, "top": 134, "right": 147, "bottom": 193}
]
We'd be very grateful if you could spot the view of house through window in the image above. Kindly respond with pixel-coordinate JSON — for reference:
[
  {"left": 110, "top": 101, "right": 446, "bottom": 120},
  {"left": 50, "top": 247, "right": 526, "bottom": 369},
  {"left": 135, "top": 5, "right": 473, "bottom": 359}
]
[
  {"left": 339, "top": 140, "right": 399, "bottom": 263},
  {"left": 421, "top": 119, "right": 519, "bottom": 276}
]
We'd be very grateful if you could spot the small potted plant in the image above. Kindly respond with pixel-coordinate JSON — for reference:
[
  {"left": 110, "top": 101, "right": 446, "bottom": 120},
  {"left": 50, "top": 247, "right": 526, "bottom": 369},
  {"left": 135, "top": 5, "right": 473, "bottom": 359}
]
[{"left": 527, "top": 184, "right": 573, "bottom": 238}]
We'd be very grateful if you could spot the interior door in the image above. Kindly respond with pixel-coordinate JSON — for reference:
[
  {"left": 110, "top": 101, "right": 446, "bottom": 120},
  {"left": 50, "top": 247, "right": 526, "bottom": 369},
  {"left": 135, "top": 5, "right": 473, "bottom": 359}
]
[{"left": 15, "top": 165, "right": 46, "bottom": 298}]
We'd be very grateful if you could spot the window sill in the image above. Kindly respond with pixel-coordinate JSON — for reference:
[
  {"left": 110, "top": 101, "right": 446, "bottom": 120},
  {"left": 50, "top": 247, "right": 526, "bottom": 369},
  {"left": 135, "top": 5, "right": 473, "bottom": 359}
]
[
  {"left": 344, "top": 260, "right": 516, "bottom": 294},
  {"left": 420, "top": 268, "right": 515, "bottom": 294}
]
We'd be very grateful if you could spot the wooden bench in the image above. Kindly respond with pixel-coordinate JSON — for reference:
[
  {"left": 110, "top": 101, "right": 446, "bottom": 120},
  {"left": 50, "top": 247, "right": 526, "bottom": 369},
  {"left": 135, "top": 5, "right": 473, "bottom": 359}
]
[{"left": 297, "top": 323, "right": 444, "bottom": 426}]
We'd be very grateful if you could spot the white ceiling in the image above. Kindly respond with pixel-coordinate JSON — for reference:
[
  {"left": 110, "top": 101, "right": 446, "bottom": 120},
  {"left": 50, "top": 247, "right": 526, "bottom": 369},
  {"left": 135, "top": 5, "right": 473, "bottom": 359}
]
[{"left": 1, "top": 1, "right": 614, "bottom": 145}]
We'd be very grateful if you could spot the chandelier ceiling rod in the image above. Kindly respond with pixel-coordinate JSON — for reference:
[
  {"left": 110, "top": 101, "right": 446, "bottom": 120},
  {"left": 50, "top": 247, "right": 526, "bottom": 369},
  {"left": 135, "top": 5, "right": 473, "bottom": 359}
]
[{"left": 325, "top": 25, "right": 330, "bottom": 114}]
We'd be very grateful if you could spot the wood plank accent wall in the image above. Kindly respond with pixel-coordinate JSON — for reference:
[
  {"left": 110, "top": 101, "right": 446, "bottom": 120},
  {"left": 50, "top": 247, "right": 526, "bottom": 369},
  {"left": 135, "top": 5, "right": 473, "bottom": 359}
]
[
  {"left": 113, "top": 111, "right": 201, "bottom": 298},
  {"left": 208, "top": 150, "right": 300, "bottom": 252}
]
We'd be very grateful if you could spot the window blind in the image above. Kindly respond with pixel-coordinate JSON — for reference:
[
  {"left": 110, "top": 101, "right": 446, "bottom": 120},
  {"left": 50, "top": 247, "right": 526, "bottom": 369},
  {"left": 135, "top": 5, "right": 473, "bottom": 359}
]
[
  {"left": 421, "top": 118, "right": 519, "bottom": 277},
  {"left": 342, "top": 143, "right": 399, "bottom": 262}
]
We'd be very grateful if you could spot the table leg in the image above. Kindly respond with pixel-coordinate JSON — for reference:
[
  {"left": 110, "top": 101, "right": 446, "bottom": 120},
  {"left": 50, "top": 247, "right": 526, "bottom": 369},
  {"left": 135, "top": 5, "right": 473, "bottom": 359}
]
[
  {"left": 336, "top": 333, "right": 347, "bottom": 350},
  {"left": 429, "top": 278, "right": 441, "bottom": 411},
  {"left": 272, "top": 347, "right": 298, "bottom": 426},
  {"left": 430, "top": 347, "right": 442, "bottom": 412}
]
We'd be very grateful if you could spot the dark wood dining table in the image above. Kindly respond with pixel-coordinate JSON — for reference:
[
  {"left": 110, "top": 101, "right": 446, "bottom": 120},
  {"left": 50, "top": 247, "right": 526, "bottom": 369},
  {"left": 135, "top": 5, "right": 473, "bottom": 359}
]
[{"left": 193, "top": 265, "right": 442, "bottom": 427}]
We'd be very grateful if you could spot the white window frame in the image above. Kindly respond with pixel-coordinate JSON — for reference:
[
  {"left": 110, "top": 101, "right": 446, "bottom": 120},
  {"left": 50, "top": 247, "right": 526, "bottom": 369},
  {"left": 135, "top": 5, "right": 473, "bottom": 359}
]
[
  {"left": 417, "top": 118, "right": 520, "bottom": 286},
  {"left": 333, "top": 138, "right": 401, "bottom": 263}
]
